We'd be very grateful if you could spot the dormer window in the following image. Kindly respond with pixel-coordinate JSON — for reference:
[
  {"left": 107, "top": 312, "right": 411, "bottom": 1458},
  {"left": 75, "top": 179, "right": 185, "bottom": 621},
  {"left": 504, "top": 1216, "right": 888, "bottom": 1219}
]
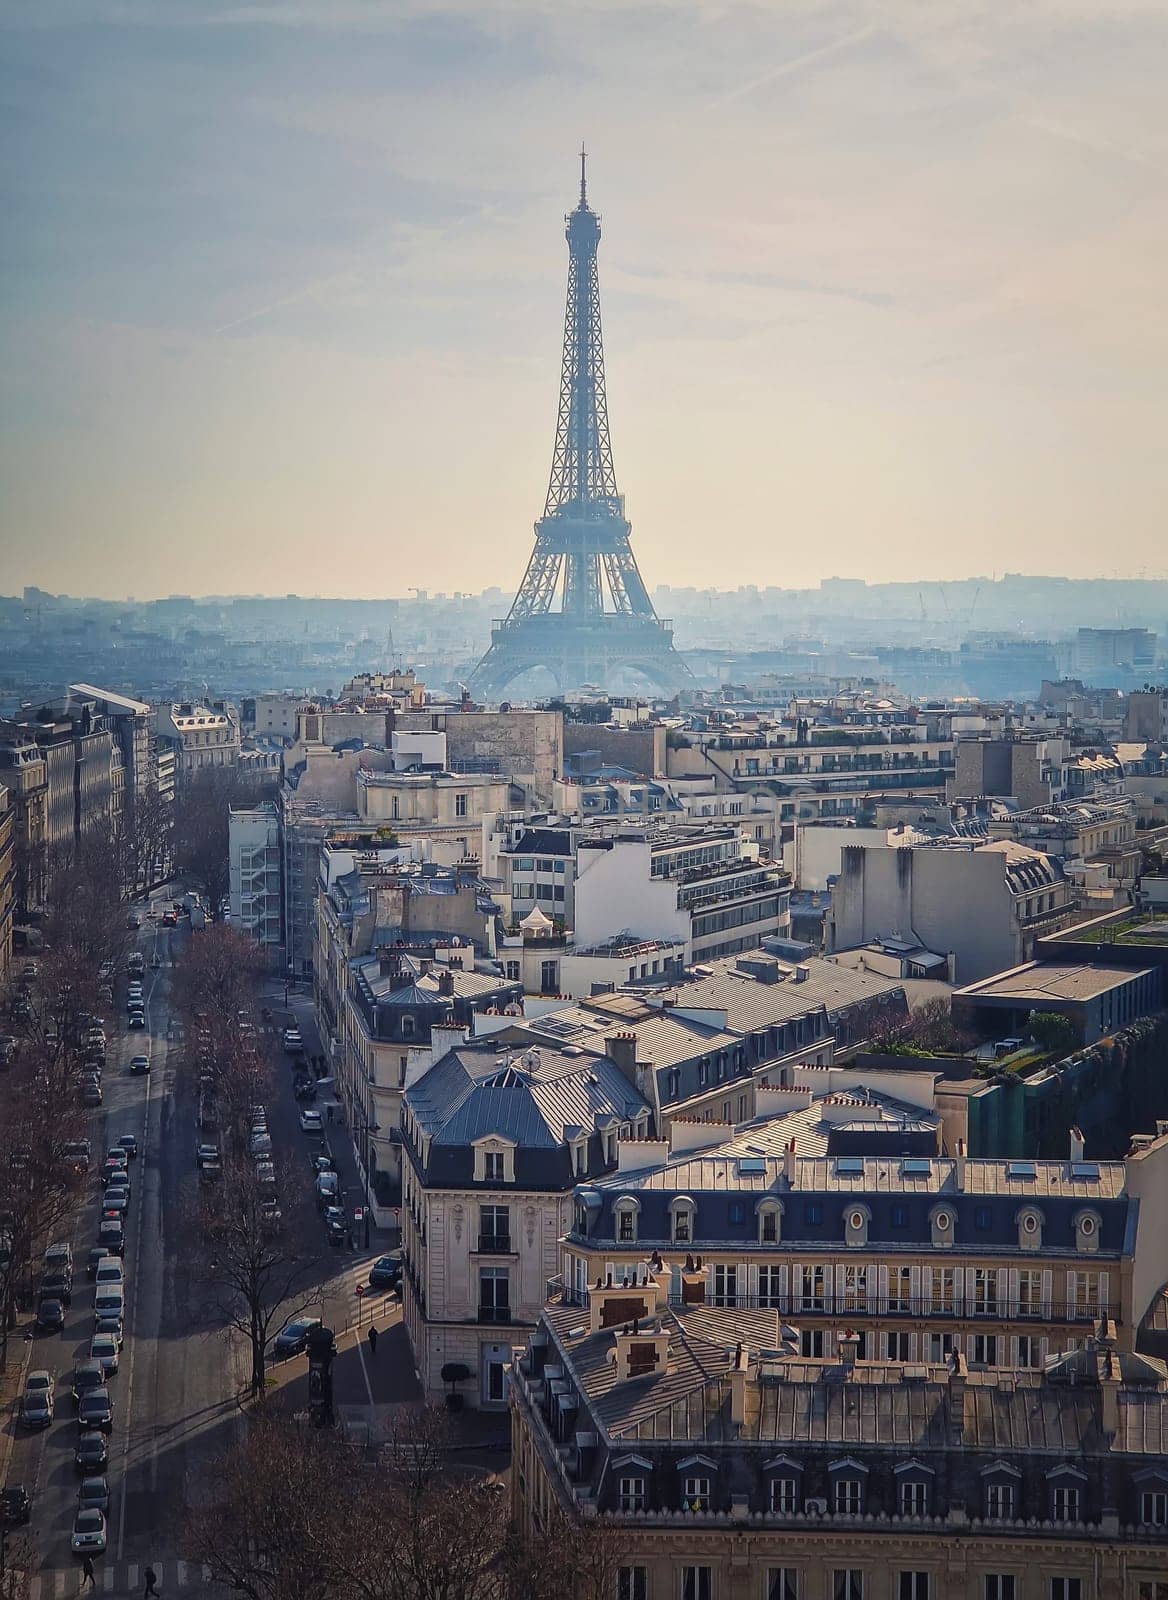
[
  {"left": 572, "top": 1137, "right": 588, "bottom": 1176},
  {"left": 671, "top": 1197, "right": 696, "bottom": 1244},
  {"left": 618, "top": 1474, "right": 646, "bottom": 1511},
  {"left": 485, "top": 1152, "right": 504, "bottom": 1182},
  {"left": 683, "top": 1474, "right": 710, "bottom": 1511},
  {"left": 844, "top": 1203, "right": 871, "bottom": 1249},
  {"left": 929, "top": 1205, "right": 955, "bottom": 1248},
  {"left": 1073, "top": 1209, "right": 1101, "bottom": 1254},
  {"left": 770, "top": 1476, "right": 798, "bottom": 1513},
  {"left": 401, "top": 1016, "right": 416, "bottom": 1039},
  {"left": 614, "top": 1197, "right": 640, "bottom": 1244},
  {"left": 834, "top": 1478, "right": 862, "bottom": 1515},
  {"left": 474, "top": 1140, "right": 514, "bottom": 1184},
  {"left": 757, "top": 1199, "right": 783, "bottom": 1244},
  {"left": 1016, "top": 1207, "right": 1044, "bottom": 1251},
  {"left": 1052, "top": 1484, "right": 1080, "bottom": 1522}
]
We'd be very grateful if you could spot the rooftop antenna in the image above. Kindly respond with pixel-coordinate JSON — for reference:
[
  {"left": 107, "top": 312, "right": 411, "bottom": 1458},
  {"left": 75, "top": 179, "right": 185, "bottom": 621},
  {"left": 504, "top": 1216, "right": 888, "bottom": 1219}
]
[{"left": 579, "top": 142, "right": 588, "bottom": 208}]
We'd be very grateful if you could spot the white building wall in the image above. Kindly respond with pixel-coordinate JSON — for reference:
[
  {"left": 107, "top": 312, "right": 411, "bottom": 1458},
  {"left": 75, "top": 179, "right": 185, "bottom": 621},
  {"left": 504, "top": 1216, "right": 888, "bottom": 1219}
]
[{"left": 572, "top": 839, "right": 691, "bottom": 952}]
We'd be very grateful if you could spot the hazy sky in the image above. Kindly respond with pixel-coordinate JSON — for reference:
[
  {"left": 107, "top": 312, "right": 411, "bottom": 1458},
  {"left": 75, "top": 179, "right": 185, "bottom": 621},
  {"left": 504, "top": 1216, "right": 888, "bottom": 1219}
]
[{"left": 2, "top": 1, "right": 1167, "bottom": 601}]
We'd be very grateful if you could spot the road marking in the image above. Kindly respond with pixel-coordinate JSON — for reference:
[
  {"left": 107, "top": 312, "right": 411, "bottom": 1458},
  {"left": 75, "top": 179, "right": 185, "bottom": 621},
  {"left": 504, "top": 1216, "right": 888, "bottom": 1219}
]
[{"left": 355, "top": 1331, "right": 375, "bottom": 1407}]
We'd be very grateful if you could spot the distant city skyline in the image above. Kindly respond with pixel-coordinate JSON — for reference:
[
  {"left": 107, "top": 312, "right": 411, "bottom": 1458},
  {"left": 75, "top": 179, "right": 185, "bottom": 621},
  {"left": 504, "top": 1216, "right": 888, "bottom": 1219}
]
[{"left": 3, "top": 2, "right": 1167, "bottom": 599}]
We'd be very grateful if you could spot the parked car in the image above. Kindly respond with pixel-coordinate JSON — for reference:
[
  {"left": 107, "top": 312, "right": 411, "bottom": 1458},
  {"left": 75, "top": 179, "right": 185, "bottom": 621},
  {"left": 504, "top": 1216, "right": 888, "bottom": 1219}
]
[
  {"left": 62, "top": 1140, "right": 91, "bottom": 1171},
  {"left": 101, "top": 1190, "right": 128, "bottom": 1217},
  {"left": 311, "top": 1154, "right": 334, "bottom": 1176},
  {"left": 77, "top": 1476, "right": 110, "bottom": 1514},
  {"left": 95, "top": 1258, "right": 124, "bottom": 1290},
  {"left": 75, "top": 1432, "right": 109, "bottom": 1474},
  {"left": 271, "top": 1317, "right": 321, "bottom": 1359},
  {"left": 94, "top": 1288, "right": 125, "bottom": 1322},
  {"left": 129, "top": 1054, "right": 150, "bottom": 1075},
  {"left": 36, "top": 1297, "right": 65, "bottom": 1333},
  {"left": 250, "top": 1132, "right": 272, "bottom": 1157},
  {"left": 196, "top": 1142, "right": 220, "bottom": 1169},
  {"left": 77, "top": 1390, "right": 113, "bottom": 1434},
  {"left": 315, "top": 1171, "right": 339, "bottom": 1207},
  {"left": 0, "top": 1485, "right": 31, "bottom": 1526},
  {"left": 259, "top": 1199, "right": 283, "bottom": 1234},
  {"left": 299, "top": 1109, "right": 323, "bottom": 1135},
  {"left": 43, "top": 1242, "right": 73, "bottom": 1275},
  {"left": 86, "top": 1247, "right": 108, "bottom": 1280},
  {"left": 81, "top": 1081, "right": 103, "bottom": 1107},
  {"left": 324, "top": 1208, "right": 348, "bottom": 1246},
  {"left": 21, "top": 1372, "right": 54, "bottom": 1430},
  {"left": 42, "top": 1271, "right": 73, "bottom": 1305},
  {"left": 368, "top": 1254, "right": 403, "bottom": 1292}
]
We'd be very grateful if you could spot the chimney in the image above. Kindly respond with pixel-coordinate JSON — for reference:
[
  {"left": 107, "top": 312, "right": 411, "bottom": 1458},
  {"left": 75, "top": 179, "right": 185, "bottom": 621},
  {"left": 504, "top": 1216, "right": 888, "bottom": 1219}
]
[
  {"left": 617, "top": 1137, "right": 670, "bottom": 1175},
  {"left": 783, "top": 1138, "right": 797, "bottom": 1188},
  {"left": 793, "top": 964, "right": 809, "bottom": 984},
  {"left": 378, "top": 951, "right": 400, "bottom": 982},
  {"left": 437, "top": 968, "right": 455, "bottom": 998},
  {"left": 730, "top": 1341, "right": 749, "bottom": 1426},
  {"left": 954, "top": 1139, "right": 967, "bottom": 1192},
  {"left": 669, "top": 1117, "right": 733, "bottom": 1158},
  {"left": 837, "top": 1329, "right": 861, "bottom": 1373},
  {"left": 1099, "top": 1341, "right": 1120, "bottom": 1439},
  {"left": 608, "top": 1031, "right": 638, "bottom": 1085},
  {"left": 1070, "top": 1125, "right": 1086, "bottom": 1164},
  {"left": 947, "top": 1350, "right": 968, "bottom": 1437}
]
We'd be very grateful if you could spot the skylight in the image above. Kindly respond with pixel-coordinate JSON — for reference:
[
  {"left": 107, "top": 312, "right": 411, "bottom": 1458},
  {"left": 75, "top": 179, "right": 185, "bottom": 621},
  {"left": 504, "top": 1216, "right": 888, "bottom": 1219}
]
[
  {"left": 1069, "top": 1161, "right": 1100, "bottom": 1181},
  {"left": 1007, "top": 1161, "right": 1037, "bottom": 1179},
  {"left": 901, "top": 1158, "right": 932, "bottom": 1176},
  {"left": 836, "top": 1157, "right": 864, "bottom": 1176}
]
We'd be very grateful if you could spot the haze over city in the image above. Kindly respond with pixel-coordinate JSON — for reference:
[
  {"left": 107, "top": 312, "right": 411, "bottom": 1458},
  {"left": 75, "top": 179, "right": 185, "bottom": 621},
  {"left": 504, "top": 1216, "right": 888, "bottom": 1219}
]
[{"left": 4, "top": 0, "right": 1168, "bottom": 600}]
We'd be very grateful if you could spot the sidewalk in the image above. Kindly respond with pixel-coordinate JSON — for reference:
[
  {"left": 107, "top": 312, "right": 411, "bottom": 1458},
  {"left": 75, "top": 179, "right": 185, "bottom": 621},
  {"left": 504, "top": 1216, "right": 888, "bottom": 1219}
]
[{"left": 0, "top": 1328, "right": 34, "bottom": 1488}]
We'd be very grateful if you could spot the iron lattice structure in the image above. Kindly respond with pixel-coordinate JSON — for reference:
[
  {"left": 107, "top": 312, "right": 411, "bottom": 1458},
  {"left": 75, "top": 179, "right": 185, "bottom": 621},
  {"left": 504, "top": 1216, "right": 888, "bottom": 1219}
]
[{"left": 470, "top": 155, "right": 690, "bottom": 698}]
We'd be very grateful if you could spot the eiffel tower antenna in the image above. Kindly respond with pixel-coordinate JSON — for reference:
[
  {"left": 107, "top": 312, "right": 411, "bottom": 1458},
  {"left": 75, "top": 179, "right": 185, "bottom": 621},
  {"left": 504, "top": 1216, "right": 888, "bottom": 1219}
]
[{"left": 470, "top": 157, "right": 691, "bottom": 699}]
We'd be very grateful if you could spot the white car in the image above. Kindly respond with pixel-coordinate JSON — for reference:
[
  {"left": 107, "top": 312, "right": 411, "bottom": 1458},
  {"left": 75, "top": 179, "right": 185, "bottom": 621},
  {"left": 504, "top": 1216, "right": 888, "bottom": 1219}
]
[
  {"left": 299, "top": 1109, "right": 323, "bottom": 1135},
  {"left": 71, "top": 1506, "right": 107, "bottom": 1554}
]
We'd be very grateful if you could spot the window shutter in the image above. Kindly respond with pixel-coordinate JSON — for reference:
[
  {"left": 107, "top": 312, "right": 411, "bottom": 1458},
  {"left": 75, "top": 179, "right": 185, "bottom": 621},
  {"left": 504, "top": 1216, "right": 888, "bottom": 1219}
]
[
  {"left": 921, "top": 1269, "right": 933, "bottom": 1313},
  {"left": 1066, "top": 1270, "right": 1078, "bottom": 1318},
  {"left": 605, "top": 1260, "right": 617, "bottom": 1284},
  {"left": 1039, "top": 1337, "right": 1049, "bottom": 1364},
  {"left": 877, "top": 1265, "right": 889, "bottom": 1313},
  {"left": 1010, "top": 1335, "right": 1019, "bottom": 1365},
  {"left": 778, "top": 1264, "right": 789, "bottom": 1312},
  {"left": 1008, "top": 1268, "right": 1020, "bottom": 1316},
  {"left": 1099, "top": 1270, "right": 1109, "bottom": 1315},
  {"left": 1041, "top": 1269, "right": 1053, "bottom": 1317},
  {"left": 908, "top": 1331, "right": 918, "bottom": 1360},
  {"left": 910, "top": 1265, "right": 921, "bottom": 1313},
  {"left": 822, "top": 1264, "right": 834, "bottom": 1307},
  {"left": 792, "top": 1264, "right": 804, "bottom": 1305},
  {"left": 747, "top": 1263, "right": 759, "bottom": 1302}
]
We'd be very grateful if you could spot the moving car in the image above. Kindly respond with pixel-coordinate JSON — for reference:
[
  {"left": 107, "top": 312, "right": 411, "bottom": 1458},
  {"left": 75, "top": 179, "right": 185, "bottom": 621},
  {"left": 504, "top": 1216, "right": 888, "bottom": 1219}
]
[
  {"left": 126, "top": 912, "right": 141, "bottom": 930},
  {"left": 271, "top": 1317, "right": 321, "bottom": 1359},
  {"left": 129, "top": 1052, "right": 150, "bottom": 1075},
  {"left": 77, "top": 1477, "right": 109, "bottom": 1514},
  {"left": 0, "top": 1485, "right": 31, "bottom": 1526},
  {"left": 299, "top": 1109, "right": 323, "bottom": 1135},
  {"left": 72, "top": 1361, "right": 106, "bottom": 1407},
  {"left": 90, "top": 1333, "right": 120, "bottom": 1377},
  {"left": 127, "top": 1010, "right": 146, "bottom": 1030},
  {"left": 118, "top": 1134, "right": 139, "bottom": 1159},
  {"left": 71, "top": 1506, "right": 108, "bottom": 1554},
  {"left": 36, "top": 1296, "right": 65, "bottom": 1333},
  {"left": 77, "top": 1390, "right": 114, "bottom": 1434},
  {"left": 75, "top": 1432, "right": 108, "bottom": 1474},
  {"left": 368, "top": 1253, "right": 403, "bottom": 1292}
]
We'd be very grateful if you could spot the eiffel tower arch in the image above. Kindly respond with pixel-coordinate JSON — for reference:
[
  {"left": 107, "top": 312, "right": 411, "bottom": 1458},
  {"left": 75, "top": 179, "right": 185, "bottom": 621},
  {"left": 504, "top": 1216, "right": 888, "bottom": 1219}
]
[{"left": 470, "top": 153, "right": 691, "bottom": 700}]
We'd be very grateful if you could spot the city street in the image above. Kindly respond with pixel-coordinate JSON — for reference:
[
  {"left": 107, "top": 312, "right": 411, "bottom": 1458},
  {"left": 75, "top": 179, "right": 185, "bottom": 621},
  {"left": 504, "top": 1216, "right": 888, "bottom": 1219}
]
[{"left": 2, "top": 890, "right": 419, "bottom": 1598}]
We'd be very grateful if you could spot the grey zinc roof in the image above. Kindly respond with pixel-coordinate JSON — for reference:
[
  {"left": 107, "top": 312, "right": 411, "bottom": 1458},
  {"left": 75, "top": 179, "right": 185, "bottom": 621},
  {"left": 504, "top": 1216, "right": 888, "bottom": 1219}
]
[
  {"left": 407, "top": 1044, "right": 647, "bottom": 1149},
  {"left": 524, "top": 1002, "right": 738, "bottom": 1068},
  {"left": 543, "top": 1301, "right": 1168, "bottom": 1454},
  {"left": 662, "top": 957, "right": 902, "bottom": 1033},
  {"left": 956, "top": 961, "right": 1155, "bottom": 1004}
]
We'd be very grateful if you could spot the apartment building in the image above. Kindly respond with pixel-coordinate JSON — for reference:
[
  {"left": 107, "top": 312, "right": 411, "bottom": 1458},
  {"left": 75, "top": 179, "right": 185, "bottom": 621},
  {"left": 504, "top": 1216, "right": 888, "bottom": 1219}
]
[
  {"left": 227, "top": 801, "right": 282, "bottom": 950},
  {"left": 947, "top": 734, "right": 1069, "bottom": 809},
  {"left": 559, "top": 1112, "right": 1168, "bottom": 1367},
  {"left": 0, "top": 732, "right": 47, "bottom": 910},
  {"left": 573, "top": 826, "right": 791, "bottom": 964},
  {"left": 155, "top": 700, "right": 241, "bottom": 782},
  {"left": 828, "top": 838, "right": 1077, "bottom": 983},
  {"left": 512, "top": 1295, "right": 1168, "bottom": 1600},
  {"left": 400, "top": 1039, "right": 651, "bottom": 1407}
]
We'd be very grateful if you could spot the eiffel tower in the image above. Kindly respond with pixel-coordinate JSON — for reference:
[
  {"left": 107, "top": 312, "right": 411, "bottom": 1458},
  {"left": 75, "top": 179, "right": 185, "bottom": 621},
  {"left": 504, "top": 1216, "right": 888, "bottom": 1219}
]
[{"left": 470, "top": 153, "right": 690, "bottom": 699}]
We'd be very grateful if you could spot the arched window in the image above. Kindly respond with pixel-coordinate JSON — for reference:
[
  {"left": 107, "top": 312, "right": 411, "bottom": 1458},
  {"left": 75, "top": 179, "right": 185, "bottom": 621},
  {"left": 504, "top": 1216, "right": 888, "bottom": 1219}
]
[
  {"left": 1015, "top": 1206, "right": 1044, "bottom": 1252},
  {"left": 1073, "top": 1208, "right": 1101, "bottom": 1255},
  {"left": 614, "top": 1196, "right": 641, "bottom": 1245},
  {"left": 670, "top": 1196, "right": 696, "bottom": 1245},
  {"left": 844, "top": 1203, "right": 871, "bottom": 1249},
  {"left": 756, "top": 1198, "right": 784, "bottom": 1245}
]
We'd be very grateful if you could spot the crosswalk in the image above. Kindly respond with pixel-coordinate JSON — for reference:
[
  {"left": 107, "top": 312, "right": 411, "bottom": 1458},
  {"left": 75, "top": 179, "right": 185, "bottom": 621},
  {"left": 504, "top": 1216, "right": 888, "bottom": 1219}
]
[
  {"left": 319, "top": 1258, "right": 399, "bottom": 1334},
  {"left": 29, "top": 1559, "right": 212, "bottom": 1597}
]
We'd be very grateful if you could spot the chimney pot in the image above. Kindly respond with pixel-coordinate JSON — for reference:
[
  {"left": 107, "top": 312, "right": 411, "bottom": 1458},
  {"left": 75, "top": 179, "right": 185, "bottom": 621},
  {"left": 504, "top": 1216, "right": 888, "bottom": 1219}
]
[{"left": 1070, "top": 1125, "right": 1086, "bottom": 1164}]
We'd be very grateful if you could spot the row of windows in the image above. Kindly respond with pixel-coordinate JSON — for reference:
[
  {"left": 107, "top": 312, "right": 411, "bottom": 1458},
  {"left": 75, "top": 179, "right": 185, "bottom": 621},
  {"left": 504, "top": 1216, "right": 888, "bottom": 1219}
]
[
  {"left": 610, "top": 1469, "right": 1159, "bottom": 1524},
  {"left": 617, "top": 1570, "right": 1138, "bottom": 1600},
  {"left": 605, "top": 1188, "right": 1105, "bottom": 1259}
]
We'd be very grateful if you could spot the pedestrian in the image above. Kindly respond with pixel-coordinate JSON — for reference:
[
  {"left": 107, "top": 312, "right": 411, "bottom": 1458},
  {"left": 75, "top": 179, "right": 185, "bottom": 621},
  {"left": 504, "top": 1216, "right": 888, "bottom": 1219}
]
[
  {"left": 81, "top": 1555, "right": 96, "bottom": 1590},
  {"left": 144, "top": 1565, "right": 159, "bottom": 1597},
  {"left": 368, "top": 1323, "right": 378, "bottom": 1355}
]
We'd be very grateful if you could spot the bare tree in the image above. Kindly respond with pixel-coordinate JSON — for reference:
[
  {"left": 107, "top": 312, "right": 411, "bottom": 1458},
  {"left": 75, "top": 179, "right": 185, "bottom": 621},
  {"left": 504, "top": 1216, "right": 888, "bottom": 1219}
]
[
  {"left": 192, "top": 1153, "right": 321, "bottom": 1398},
  {"left": 181, "top": 1408, "right": 621, "bottom": 1600},
  {"left": 173, "top": 768, "right": 253, "bottom": 920}
]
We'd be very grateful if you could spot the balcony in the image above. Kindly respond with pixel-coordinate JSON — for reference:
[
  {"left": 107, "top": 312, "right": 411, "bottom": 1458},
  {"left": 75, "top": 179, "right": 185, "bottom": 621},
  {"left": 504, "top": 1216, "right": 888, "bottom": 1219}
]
[
  {"left": 477, "top": 1305, "right": 513, "bottom": 1325},
  {"left": 475, "top": 1234, "right": 514, "bottom": 1255}
]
